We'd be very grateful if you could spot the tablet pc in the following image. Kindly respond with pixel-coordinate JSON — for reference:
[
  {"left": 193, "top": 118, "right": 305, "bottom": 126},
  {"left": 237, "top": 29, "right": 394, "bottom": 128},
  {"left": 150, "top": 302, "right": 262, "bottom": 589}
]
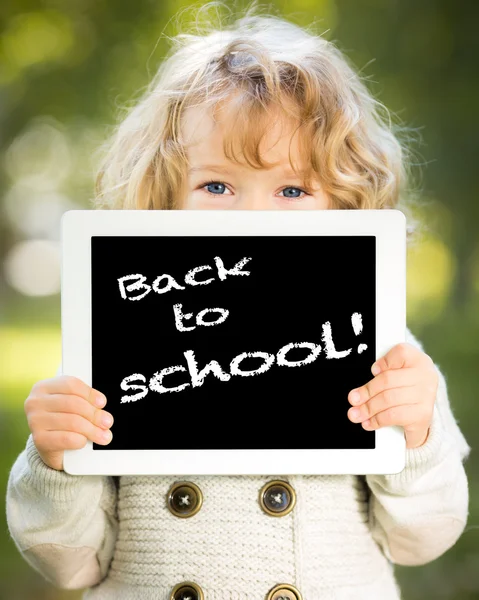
[{"left": 61, "top": 209, "right": 406, "bottom": 475}]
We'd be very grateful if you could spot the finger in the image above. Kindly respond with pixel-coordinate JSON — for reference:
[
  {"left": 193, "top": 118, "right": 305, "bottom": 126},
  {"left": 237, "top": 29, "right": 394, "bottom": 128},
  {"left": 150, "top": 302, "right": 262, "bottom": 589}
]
[
  {"left": 33, "top": 429, "right": 89, "bottom": 451},
  {"left": 29, "top": 412, "right": 113, "bottom": 445},
  {"left": 348, "top": 386, "right": 418, "bottom": 424},
  {"left": 28, "top": 394, "right": 114, "bottom": 429},
  {"left": 348, "top": 367, "right": 418, "bottom": 406},
  {"left": 33, "top": 376, "right": 107, "bottom": 408},
  {"left": 359, "top": 403, "right": 420, "bottom": 430},
  {"left": 371, "top": 343, "right": 426, "bottom": 375}
]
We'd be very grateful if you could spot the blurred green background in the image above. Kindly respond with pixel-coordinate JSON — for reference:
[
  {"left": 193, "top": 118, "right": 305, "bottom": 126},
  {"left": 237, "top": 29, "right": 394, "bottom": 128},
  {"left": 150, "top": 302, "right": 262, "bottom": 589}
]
[{"left": 1, "top": 0, "right": 478, "bottom": 598}]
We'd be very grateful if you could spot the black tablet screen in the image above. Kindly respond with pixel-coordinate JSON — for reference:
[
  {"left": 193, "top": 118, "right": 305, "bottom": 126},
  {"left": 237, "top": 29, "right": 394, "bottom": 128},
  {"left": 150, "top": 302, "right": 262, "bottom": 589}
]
[{"left": 91, "top": 235, "right": 376, "bottom": 450}]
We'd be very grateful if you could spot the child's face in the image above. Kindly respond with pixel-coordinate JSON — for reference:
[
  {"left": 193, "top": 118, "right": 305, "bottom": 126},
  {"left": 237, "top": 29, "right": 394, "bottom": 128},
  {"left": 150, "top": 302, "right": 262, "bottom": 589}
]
[{"left": 180, "top": 102, "right": 330, "bottom": 210}]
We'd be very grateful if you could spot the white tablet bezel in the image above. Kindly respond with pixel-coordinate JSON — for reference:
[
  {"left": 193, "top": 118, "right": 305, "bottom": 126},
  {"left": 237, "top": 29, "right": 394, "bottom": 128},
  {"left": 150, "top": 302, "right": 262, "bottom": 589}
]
[{"left": 61, "top": 209, "right": 406, "bottom": 475}]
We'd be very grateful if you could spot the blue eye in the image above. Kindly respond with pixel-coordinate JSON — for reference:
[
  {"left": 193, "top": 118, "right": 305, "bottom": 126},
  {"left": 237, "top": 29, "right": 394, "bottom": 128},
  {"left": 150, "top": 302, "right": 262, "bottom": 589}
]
[
  {"left": 203, "top": 181, "right": 227, "bottom": 195},
  {"left": 280, "top": 187, "right": 307, "bottom": 199},
  {"left": 199, "top": 180, "right": 309, "bottom": 199}
]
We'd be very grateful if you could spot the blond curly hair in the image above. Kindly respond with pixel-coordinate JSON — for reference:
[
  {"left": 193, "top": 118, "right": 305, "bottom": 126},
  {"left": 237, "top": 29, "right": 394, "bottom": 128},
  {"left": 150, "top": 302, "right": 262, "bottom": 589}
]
[{"left": 93, "top": 1, "right": 420, "bottom": 235}]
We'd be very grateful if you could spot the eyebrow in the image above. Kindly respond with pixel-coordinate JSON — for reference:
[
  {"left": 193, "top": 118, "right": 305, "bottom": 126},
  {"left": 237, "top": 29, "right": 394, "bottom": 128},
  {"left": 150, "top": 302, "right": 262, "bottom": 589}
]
[
  {"left": 188, "top": 164, "right": 304, "bottom": 177},
  {"left": 188, "top": 165, "right": 230, "bottom": 174}
]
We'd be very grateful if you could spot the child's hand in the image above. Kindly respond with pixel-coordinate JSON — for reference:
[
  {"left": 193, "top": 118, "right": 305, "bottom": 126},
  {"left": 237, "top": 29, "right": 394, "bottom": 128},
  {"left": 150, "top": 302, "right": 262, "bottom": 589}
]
[
  {"left": 347, "top": 343, "right": 438, "bottom": 449},
  {"left": 24, "top": 375, "right": 114, "bottom": 471}
]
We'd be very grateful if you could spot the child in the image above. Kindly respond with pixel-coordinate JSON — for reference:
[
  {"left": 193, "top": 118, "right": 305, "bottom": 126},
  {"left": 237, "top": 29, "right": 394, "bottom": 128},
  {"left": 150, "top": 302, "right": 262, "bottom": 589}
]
[{"left": 6, "top": 4, "right": 471, "bottom": 600}]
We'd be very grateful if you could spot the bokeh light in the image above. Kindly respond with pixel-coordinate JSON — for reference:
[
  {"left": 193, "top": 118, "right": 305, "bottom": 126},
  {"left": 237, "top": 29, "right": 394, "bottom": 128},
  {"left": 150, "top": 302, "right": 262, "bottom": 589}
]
[
  {"left": 3, "top": 184, "right": 76, "bottom": 240},
  {"left": 2, "top": 10, "right": 74, "bottom": 70},
  {"left": 3, "top": 240, "right": 61, "bottom": 296},
  {"left": 407, "top": 233, "right": 455, "bottom": 324},
  {"left": 4, "top": 117, "right": 72, "bottom": 187}
]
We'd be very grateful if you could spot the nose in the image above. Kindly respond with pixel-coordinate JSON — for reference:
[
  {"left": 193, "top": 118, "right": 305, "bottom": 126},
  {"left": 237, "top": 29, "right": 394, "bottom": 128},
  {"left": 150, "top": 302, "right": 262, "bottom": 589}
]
[{"left": 234, "top": 193, "right": 273, "bottom": 210}]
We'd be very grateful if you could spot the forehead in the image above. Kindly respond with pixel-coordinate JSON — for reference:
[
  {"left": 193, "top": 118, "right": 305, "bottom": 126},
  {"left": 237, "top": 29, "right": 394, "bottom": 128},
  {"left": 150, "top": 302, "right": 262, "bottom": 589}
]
[{"left": 181, "top": 99, "right": 305, "bottom": 169}]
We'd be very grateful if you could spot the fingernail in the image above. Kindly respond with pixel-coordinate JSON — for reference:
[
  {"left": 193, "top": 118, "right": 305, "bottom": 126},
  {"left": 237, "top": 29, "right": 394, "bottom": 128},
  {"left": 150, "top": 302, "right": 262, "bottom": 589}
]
[
  {"left": 350, "top": 408, "right": 360, "bottom": 419},
  {"left": 101, "top": 413, "right": 113, "bottom": 428},
  {"left": 95, "top": 394, "right": 106, "bottom": 407},
  {"left": 101, "top": 430, "right": 112, "bottom": 443},
  {"left": 349, "top": 391, "right": 361, "bottom": 404},
  {"left": 371, "top": 364, "right": 381, "bottom": 376}
]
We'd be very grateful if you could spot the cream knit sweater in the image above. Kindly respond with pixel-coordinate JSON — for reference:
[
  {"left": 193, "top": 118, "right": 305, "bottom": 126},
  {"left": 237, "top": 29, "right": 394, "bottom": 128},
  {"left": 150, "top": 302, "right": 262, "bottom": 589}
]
[{"left": 6, "top": 328, "right": 471, "bottom": 600}]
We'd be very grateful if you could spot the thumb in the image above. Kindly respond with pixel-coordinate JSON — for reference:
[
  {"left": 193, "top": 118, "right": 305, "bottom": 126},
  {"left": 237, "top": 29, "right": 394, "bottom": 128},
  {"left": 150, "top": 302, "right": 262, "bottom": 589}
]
[{"left": 371, "top": 342, "right": 419, "bottom": 375}]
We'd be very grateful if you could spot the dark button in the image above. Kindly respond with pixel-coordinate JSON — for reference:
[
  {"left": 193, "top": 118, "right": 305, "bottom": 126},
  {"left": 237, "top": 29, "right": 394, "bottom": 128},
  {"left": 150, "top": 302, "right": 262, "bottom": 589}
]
[
  {"left": 167, "top": 481, "right": 203, "bottom": 518},
  {"left": 259, "top": 480, "right": 296, "bottom": 517},
  {"left": 169, "top": 581, "right": 204, "bottom": 600},
  {"left": 266, "top": 583, "right": 303, "bottom": 600}
]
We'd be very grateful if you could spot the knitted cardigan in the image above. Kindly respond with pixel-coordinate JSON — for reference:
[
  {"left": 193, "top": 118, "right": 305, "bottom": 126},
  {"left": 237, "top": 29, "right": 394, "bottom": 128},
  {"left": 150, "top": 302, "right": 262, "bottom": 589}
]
[{"left": 6, "top": 328, "right": 471, "bottom": 600}]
